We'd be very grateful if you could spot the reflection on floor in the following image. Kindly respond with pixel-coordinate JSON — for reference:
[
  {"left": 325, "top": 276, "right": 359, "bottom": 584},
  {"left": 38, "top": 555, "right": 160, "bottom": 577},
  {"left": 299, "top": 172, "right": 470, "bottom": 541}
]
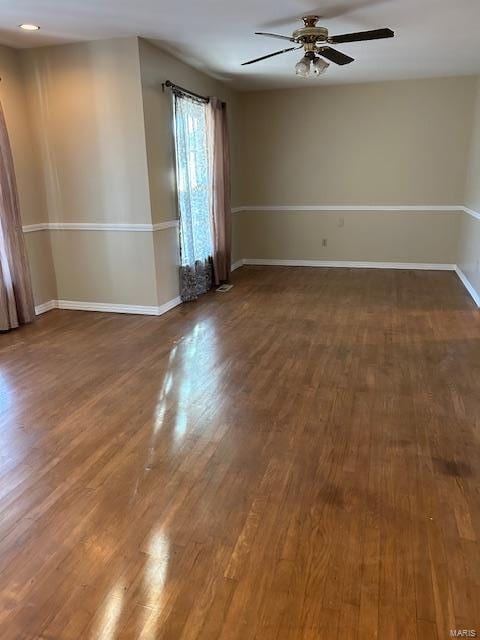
[{"left": 0, "top": 266, "right": 479, "bottom": 639}]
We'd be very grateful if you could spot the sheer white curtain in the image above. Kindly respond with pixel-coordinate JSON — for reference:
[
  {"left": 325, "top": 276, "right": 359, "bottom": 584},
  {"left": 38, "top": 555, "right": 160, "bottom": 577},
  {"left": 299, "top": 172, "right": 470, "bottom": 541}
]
[{"left": 173, "top": 93, "right": 213, "bottom": 301}]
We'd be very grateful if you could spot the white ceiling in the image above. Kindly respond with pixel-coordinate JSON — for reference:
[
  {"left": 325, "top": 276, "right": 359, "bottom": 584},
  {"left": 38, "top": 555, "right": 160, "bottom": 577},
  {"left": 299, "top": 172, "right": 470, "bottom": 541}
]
[{"left": 1, "top": 0, "right": 480, "bottom": 89}]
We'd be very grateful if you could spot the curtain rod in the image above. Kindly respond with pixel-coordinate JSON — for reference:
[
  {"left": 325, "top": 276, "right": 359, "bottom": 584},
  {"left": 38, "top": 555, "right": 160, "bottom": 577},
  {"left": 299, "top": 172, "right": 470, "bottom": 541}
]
[{"left": 162, "top": 80, "right": 209, "bottom": 103}]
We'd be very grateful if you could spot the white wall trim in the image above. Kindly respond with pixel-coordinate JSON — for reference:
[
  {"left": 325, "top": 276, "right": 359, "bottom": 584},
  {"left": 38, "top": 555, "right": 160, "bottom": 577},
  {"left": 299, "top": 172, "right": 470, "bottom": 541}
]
[
  {"left": 23, "top": 223, "right": 50, "bottom": 233},
  {"left": 232, "top": 204, "right": 480, "bottom": 220},
  {"left": 156, "top": 296, "right": 183, "bottom": 315},
  {"left": 23, "top": 221, "right": 179, "bottom": 233},
  {"left": 35, "top": 296, "right": 182, "bottom": 317},
  {"left": 34, "top": 300, "right": 57, "bottom": 315},
  {"left": 24, "top": 207, "right": 480, "bottom": 232},
  {"left": 231, "top": 260, "right": 243, "bottom": 271},
  {"left": 57, "top": 297, "right": 183, "bottom": 315},
  {"left": 455, "top": 267, "right": 480, "bottom": 307},
  {"left": 463, "top": 206, "right": 480, "bottom": 221},
  {"left": 238, "top": 259, "right": 456, "bottom": 270},
  {"left": 153, "top": 220, "right": 179, "bottom": 231},
  {"left": 232, "top": 205, "right": 464, "bottom": 213}
]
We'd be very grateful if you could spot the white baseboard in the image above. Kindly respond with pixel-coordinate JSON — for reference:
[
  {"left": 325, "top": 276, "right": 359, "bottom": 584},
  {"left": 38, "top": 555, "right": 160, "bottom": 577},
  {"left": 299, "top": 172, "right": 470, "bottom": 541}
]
[
  {"left": 157, "top": 296, "right": 183, "bottom": 315},
  {"left": 240, "top": 259, "right": 456, "bottom": 270},
  {"left": 34, "top": 300, "right": 57, "bottom": 315},
  {"left": 231, "top": 260, "right": 243, "bottom": 271},
  {"left": 455, "top": 267, "right": 480, "bottom": 307},
  {"left": 35, "top": 296, "right": 182, "bottom": 317}
]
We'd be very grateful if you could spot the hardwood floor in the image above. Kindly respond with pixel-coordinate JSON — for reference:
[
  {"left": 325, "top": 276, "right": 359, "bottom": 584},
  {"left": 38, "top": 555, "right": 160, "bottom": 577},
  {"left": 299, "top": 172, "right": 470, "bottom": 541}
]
[{"left": 0, "top": 266, "right": 479, "bottom": 639}]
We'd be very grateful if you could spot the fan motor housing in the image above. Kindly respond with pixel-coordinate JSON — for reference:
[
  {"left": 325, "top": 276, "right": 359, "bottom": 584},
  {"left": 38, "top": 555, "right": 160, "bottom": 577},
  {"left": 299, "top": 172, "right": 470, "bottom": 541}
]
[{"left": 292, "top": 26, "right": 328, "bottom": 45}]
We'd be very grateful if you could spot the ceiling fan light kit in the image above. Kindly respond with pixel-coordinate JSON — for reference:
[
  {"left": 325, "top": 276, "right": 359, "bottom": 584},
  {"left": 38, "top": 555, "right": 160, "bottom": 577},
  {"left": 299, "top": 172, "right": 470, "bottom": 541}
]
[
  {"left": 295, "top": 54, "right": 312, "bottom": 78},
  {"left": 294, "top": 51, "right": 329, "bottom": 78},
  {"left": 242, "top": 15, "right": 394, "bottom": 78},
  {"left": 312, "top": 56, "right": 329, "bottom": 76}
]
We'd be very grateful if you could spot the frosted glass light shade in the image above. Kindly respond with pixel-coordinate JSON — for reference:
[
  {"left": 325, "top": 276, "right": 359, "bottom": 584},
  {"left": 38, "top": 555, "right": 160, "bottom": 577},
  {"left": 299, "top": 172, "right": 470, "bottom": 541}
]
[
  {"left": 312, "top": 57, "right": 330, "bottom": 75},
  {"left": 295, "top": 56, "right": 311, "bottom": 78}
]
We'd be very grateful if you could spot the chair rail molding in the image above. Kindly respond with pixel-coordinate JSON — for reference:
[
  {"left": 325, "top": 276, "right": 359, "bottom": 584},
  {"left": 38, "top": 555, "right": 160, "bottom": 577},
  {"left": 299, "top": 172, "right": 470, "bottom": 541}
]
[
  {"left": 231, "top": 204, "right": 465, "bottom": 213},
  {"left": 23, "top": 220, "right": 179, "bottom": 233},
  {"left": 24, "top": 207, "right": 480, "bottom": 231}
]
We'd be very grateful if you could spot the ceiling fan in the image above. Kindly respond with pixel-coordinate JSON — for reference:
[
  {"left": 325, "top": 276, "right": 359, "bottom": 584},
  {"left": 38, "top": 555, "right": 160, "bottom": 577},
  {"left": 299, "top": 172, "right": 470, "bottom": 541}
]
[{"left": 241, "top": 15, "right": 394, "bottom": 77}]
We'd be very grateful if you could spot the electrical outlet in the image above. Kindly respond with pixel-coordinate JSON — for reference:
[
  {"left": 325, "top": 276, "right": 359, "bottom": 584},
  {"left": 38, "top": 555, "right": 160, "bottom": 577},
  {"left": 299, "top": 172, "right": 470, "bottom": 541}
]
[
  {"left": 322, "top": 238, "right": 327, "bottom": 247},
  {"left": 338, "top": 217, "right": 345, "bottom": 228}
]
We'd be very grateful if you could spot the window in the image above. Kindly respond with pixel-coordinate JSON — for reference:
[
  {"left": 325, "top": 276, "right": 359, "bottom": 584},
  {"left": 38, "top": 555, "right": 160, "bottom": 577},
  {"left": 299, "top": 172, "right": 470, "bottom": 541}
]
[{"left": 173, "top": 95, "right": 213, "bottom": 268}]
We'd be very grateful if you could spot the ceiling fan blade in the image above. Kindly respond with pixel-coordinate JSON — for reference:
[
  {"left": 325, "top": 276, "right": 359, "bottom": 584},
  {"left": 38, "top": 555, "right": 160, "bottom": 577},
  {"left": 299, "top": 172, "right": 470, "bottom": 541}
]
[
  {"left": 319, "top": 47, "right": 354, "bottom": 66},
  {"left": 241, "top": 46, "right": 300, "bottom": 66},
  {"left": 329, "top": 27, "right": 394, "bottom": 44},
  {"left": 254, "top": 32, "right": 295, "bottom": 42}
]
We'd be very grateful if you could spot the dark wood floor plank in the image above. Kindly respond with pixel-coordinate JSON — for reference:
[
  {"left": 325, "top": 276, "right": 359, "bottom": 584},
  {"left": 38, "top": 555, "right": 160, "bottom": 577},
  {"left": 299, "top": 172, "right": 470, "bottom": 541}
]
[{"left": 0, "top": 266, "right": 479, "bottom": 639}]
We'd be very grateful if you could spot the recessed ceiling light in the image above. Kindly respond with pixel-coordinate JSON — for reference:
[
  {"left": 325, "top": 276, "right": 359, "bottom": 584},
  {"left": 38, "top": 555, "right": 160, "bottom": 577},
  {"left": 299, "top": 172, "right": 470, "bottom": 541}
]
[{"left": 19, "top": 24, "right": 40, "bottom": 31}]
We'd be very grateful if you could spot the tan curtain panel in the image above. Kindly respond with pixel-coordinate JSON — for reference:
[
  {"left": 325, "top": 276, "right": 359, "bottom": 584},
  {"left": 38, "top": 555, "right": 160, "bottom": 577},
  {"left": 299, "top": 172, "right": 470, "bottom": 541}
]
[
  {"left": 207, "top": 97, "right": 231, "bottom": 285},
  {"left": 0, "top": 102, "right": 35, "bottom": 331}
]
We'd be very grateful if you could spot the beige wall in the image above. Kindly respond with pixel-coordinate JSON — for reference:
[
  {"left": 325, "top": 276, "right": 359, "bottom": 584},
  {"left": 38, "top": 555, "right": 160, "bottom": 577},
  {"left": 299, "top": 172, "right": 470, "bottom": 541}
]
[
  {"left": 457, "top": 213, "right": 480, "bottom": 298},
  {"left": 152, "top": 227, "right": 181, "bottom": 306},
  {"left": 0, "top": 46, "right": 46, "bottom": 226},
  {"left": 24, "top": 232, "right": 57, "bottom": 306},
  {"left": 20, "top": 38, "right": 159, "bottom": 306},
  {"left": 239, "top": 77, "right": 475, "bottom": 206},
  {"left": 237, "top": 210, "right": 460, "bottom": 264},
  {"left": 0, "top": 45, "right": 57, "bottom": 306},
  {"left": 458, "top": 76, "right": 480, "bottom": 297},
  {"left": 235, "top": 76, "right": 477, "bottom": 267},
  {"left": 50, "top": 230, "right": 158, "bottom": 306},
  {"left": 465, "top": 77, "right": 480, "bottom": 211},
  {"left": 21, "top": 38, "right": 151, "bottom": 225},
  {"left": 231, "top": 212, "right": 243, "bottom": 265}
]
